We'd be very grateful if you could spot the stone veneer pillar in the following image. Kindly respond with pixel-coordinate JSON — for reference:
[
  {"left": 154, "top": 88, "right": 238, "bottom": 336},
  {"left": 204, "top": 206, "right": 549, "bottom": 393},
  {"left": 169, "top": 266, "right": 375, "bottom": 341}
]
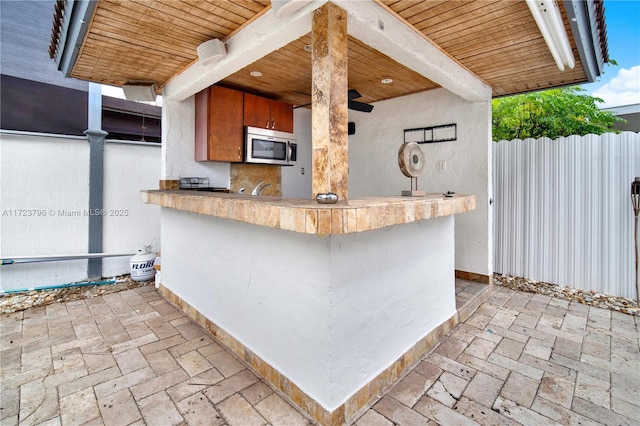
[{"left": 311, "top": 3, "right": 348, "bottom": 201}]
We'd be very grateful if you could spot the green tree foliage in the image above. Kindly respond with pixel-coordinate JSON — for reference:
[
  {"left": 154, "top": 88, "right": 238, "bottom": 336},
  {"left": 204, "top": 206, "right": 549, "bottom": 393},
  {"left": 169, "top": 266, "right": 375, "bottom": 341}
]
[{"left": 492, "top": 87, "right": 622, "bottom": 141}]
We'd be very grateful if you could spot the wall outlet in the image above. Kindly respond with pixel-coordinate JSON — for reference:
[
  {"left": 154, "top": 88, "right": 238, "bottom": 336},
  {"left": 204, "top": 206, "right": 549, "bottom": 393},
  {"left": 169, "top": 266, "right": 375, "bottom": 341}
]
[
  {"left": 438, "top": 161, "right": 447, "bottom": 171},
  {"left": 301, "top": 168, "right": 305, "bottom": 175}
]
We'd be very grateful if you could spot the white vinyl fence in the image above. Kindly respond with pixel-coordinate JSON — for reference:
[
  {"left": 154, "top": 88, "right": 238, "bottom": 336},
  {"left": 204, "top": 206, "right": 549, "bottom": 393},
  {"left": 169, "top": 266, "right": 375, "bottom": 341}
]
[
  {"left": 493, "top": 132, "right": 640, "bottom": 299},
  {"left": 0, "top": 131, "right": 161, "bottom": 291}
]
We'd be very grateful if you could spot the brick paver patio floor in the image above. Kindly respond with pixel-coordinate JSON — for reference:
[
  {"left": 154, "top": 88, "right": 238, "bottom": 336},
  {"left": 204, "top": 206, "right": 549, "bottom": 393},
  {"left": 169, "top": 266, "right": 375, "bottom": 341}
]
[{"left": 1, "top": 283, "right": 638, "bottom": 425}]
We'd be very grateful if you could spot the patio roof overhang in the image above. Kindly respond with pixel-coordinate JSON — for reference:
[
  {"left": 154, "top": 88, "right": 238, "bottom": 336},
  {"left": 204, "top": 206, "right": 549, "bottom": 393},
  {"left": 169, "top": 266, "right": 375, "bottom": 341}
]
[{"left": 49, "top": 0, "right": 609, "bottom": 106}]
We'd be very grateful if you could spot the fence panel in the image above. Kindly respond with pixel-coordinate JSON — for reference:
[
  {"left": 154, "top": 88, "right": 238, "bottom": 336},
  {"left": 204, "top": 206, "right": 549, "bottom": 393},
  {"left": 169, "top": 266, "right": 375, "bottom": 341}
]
[
  {"left": 0, "top": 132, "right": 161, "bottom": 291},
  {"left": 493, "top": 132, "right": 640, "bottom": 299}
]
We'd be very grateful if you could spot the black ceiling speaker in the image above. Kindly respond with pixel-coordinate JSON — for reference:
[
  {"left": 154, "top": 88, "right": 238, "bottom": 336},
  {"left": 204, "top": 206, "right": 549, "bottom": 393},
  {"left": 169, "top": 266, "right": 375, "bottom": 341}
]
[{"left": 347, "top": 89, "right": 374, "bottom": 113}]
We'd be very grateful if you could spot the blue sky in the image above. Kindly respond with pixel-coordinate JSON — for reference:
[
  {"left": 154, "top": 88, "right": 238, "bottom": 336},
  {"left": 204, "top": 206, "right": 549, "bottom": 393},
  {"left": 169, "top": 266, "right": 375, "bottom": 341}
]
[{"left": 582, "top": 0, "right": 640, "bottom": 107}]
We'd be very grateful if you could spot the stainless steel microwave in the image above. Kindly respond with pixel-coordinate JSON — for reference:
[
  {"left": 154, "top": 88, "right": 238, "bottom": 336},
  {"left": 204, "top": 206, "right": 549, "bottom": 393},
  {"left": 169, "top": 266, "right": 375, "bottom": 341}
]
[{"left": 245, "top": 126, "right": 297, "bottom": 166}]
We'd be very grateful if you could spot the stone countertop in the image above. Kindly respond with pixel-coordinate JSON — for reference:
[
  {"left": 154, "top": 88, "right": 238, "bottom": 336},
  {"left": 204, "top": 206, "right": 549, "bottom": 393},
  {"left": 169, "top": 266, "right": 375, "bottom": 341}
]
[{"left": 141, "top": 190, "right": 476, "bottom": 235}]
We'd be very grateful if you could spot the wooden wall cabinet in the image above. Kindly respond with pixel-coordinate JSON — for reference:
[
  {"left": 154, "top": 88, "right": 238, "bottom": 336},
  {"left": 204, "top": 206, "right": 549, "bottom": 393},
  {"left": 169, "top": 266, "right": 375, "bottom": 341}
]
[
  {"left": 243, "top": 93, "right": 293, "bottom": 133},
  {"left": 195, "top": 86, "right": 244, "bottom": 162}
]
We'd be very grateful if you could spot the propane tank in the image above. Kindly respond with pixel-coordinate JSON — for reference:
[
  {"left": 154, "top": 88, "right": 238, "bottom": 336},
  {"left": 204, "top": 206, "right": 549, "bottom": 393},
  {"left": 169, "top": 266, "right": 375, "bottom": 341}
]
[{"left": 130, "top": 245, "right": 156, "bottom": 282}]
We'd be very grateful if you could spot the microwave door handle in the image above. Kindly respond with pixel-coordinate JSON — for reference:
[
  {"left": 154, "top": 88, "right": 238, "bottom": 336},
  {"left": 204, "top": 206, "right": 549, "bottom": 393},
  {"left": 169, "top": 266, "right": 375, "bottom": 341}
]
[{"left": 287, "top": 141, "right": 291, "bottom": 163}]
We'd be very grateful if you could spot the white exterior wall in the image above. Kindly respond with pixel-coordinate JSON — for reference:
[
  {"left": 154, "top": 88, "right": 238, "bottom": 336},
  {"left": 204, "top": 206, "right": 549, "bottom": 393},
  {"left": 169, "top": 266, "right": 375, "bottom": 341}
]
[
  {"left": 162, "top": 97, "right": 230, "bottom": 187},
  {"left": 161, "top": 207, "right": 455, "bottom": 410},
  {"left": 282, "top": 108, "right": 313, "bottom": 198},
  {"left": 0, "top": 133, "right": 90, "bottom": 288},
  {"left": 329, "top": 217, "right": 455, "bottom": 402},
  {"left": 0, "top": 132, "right": 161, "bottom": 290},
  {"left": 348, "top": 89, "right": 492, "bottom": 277},
  {"left": 102, "top": 142, "right": 162, "bottom": 275}
]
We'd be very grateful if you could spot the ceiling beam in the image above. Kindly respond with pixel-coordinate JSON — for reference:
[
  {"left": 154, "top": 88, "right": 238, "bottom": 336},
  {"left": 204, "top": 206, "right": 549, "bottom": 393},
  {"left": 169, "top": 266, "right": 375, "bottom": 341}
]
[
  {"left": 163, "top": 1, "right": 327, "bottom": 101},
  {"left": 339, "top": 1, "right": 492, "bottom": 102}
]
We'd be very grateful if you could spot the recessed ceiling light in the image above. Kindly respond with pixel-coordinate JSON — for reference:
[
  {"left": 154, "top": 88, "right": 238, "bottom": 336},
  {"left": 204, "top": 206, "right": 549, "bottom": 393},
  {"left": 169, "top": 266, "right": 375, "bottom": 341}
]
[
  {"left": 381, "top": 78, "right": 393, "bottom": 84},
  {"left": 250, "top": 71, "right": 263, "bottom": 77},
  {"left": 304, "top": 44, "right": 312, "bottom": 53}
]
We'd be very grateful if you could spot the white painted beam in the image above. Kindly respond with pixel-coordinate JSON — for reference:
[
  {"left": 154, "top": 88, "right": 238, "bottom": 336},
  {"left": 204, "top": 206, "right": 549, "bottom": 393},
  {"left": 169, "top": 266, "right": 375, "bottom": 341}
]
[
  {"left": 163, "top": 1, "right": 327, "bottom": 101},
  {"left": 338, "top": 1, "right": 492, "bottom": 102}
]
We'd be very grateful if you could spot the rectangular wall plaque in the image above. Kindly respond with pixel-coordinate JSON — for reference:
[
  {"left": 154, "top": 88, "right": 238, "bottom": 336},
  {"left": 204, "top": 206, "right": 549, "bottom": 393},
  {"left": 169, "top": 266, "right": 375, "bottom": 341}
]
[{"left": 404, "top": 123, "right": 457, "bottom": 144}]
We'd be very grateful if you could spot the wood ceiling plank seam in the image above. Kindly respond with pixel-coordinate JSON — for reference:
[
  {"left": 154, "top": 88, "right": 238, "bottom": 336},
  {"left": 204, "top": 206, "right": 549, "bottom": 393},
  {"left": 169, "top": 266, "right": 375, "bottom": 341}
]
[
  {"left": 267, "top": 42, "right": 312, "bottom": 63},
  {"left": 393, "top": 0, "right": 435, "bottom": 20},
  {"left": 76, "top": 58, "right": 184, "bottom": 86},
  {"left": 464, "top": 52, "right": 554, "bottom": 72},
  {"left": 87, "top": 24, "right": 196, "bottom": 62},
  {"left": 469, "top": 60, "right": 552, "bottom": 77},
  {"left": 447, "top": 34, "right": 546, "bottom": 64},
  {"left": 379, "top": 0, "right": 418, "bottom": 14},
  {"left": 345, "top": 72, "right": 436, "bottom": 102},
  {"left": 236, "top": 53, "right": 310, "bottom": 80},
  {"left": 219, "top": 3, "right": 272, "bottom": 42},
  {"left": 89, "top": 19, "right": 208, "bottom": 55},
  {"left": 204, "top": 1, "right": 257, "bottom": 20},
  {"left": 443, "top": 36, "right": 543, "bottom": 62},
  {"left": 402, "top": 0, "right": 495, "bottom": 27},
  {"left": 484, "top": 65, "right": 585, "bottom": 83},
  {"left": 346, "top": 40, "right": 439, "bottom": 97},
  {"left": 460, "top": 38, "right": 556, "bottom": 65},
  {"left": 224, "top": 0, "right": 267, "bottom": 15},
  {"left": 399, "top": 0, "right": 472, "bottom": 27},
  {"left": 435, "top": 21, "right": 541, "bottom": 52},
  {"left": 77, "top": 34, "right": 187, "bottom": 62},
  {"left": 226, "top": 0, "right": 271, "bottom": 13},
  {"left": 204, "top": 0, "right": 265, "bottom": 20},
  {"left": 347, "top": 53, "right": 432, "bottom": 93},
  {"left": 414, "top": 3, "right": 528, "bottom": 39},
  {"left": 471, "top": 60, "right": 555, "bottom": 78},
  {"left": 139, "top": 1, "right": 239, "bottom": 38},
  {"left": 179, "top": 0, "right": 251, "bottom": 26},
  {"left": 227, "top": 54, "right": 310, "bottom": 77},
  {"left": 92, "top": 6, "right": 228, "bottom": 47},
  {"left": 347, "top": 39, "right": 433, "bottom": 84},
  {"left": 103, "top": 0, "right": 148, "bottom": 16},
  {"left": 151, "top": 0, "right": 241, "bottom": 34},
  {"left": 421, "top": 7, "right": 532, "bottom": 42},
  {"left": 394, "top": 0, "right": 454, "bottom": 21}
]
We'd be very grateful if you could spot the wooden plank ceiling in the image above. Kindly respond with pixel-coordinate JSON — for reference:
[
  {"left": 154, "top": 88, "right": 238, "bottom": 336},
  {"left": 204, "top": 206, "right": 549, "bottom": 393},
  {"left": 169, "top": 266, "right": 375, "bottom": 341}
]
[{"left": 68, "top": 0, "right": 590, "bottom": 105}]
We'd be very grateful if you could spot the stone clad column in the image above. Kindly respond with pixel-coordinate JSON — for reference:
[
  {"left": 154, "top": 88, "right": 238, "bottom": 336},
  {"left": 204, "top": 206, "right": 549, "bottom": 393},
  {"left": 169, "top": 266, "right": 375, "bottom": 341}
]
[{"left": 311, "top": 3, "right": 348, "bottom": 201}]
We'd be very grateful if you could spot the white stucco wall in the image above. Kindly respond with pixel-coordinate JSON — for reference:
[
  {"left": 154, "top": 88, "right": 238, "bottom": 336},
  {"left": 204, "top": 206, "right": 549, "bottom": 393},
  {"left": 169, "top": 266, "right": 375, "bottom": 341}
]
[
  {"left": 329, "top": 217, "right": 455, "bottom": 403},
  {"left": 0, "top": 132, "right": 161, "bottom": 290},
  {"left": 102, "top": 142, "right": 162, "bottom": 275},
  {"left": 162, "top": 97, "right": 230, "bottom": 187},
  {"left": 282, "top": 108, "right": 313, "bottom": 198},
  {"left": 161, "top": 208, "right": 455, "bottom": 410},
  {"left": 0, "top": 133, "right": 90, "bottom": 288},
  {"left": 347, "top": 89, "right": 492, "bottom": 277}
]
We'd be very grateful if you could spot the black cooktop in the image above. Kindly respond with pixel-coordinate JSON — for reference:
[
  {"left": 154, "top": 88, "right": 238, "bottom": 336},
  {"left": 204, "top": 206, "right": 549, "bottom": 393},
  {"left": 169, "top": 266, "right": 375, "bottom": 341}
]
[{"left": 180, "top": 187, "right": 230, "bottom": 193}]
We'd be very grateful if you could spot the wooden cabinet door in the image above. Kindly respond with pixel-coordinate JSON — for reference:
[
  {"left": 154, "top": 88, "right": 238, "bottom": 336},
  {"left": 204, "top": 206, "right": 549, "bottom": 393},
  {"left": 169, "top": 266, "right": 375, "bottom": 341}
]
[
  {"left": 194, "top": 88, "right": 210, "bottom": 161},
  {"left": 196, "top": 86, "right": 242, "bottom": 162},
  {"left": 208, "top": 86, "right": 244, "bottom": 162},
  {"left": 243, "top": 93, "right": 271, "bottom": 129},
  {"left": 270, "top": 100, "right": 294, "bottom": 133}
]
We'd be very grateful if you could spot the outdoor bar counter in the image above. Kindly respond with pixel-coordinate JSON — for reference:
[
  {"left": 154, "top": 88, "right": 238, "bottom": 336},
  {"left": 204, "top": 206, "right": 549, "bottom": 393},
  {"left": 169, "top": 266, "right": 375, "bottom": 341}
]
[
  {"left": 143, "top": 189, "right": 476, "bottom": 425},
  {"left": 141, "top": 190, "right": 476, "bottom": 234}
]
